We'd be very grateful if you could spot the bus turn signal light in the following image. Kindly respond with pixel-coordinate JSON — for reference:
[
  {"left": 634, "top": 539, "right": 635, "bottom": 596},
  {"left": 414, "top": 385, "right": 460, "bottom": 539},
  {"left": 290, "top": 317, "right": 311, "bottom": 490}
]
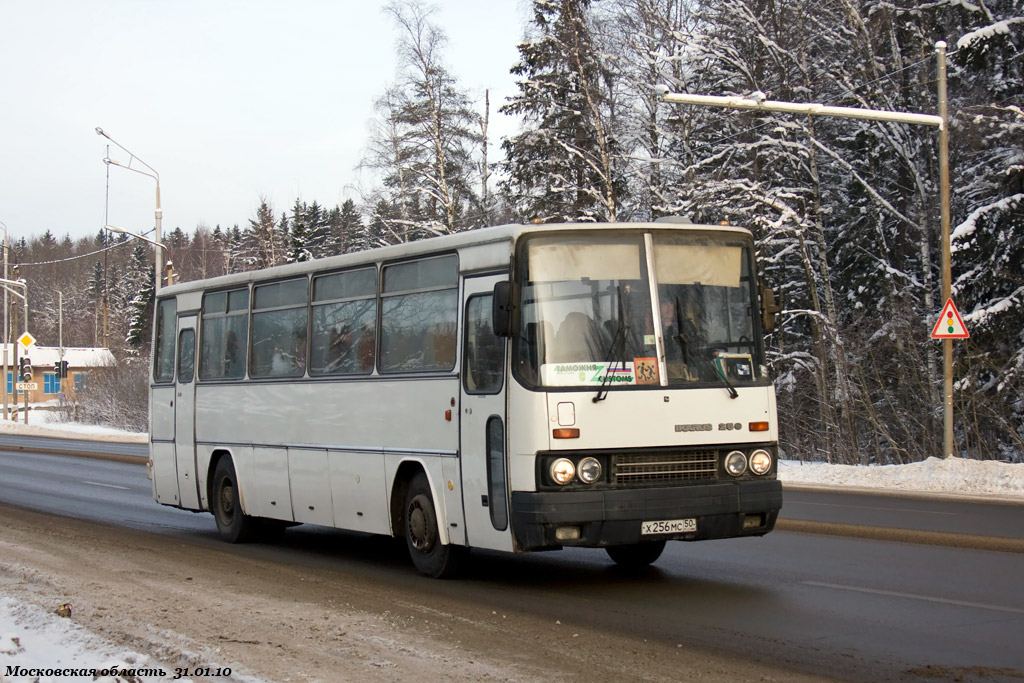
[
  {"left": 749, "top": 421, "right": 769, "bottom": 432},
  {"left": 553, "top": 428, "right": 580, "bottom": 439}
]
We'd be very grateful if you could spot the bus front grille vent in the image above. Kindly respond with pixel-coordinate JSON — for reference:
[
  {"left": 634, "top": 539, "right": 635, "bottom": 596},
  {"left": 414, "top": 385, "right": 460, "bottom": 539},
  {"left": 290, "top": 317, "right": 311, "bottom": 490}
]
[{"left": 612, "top": 451, "right": 718, "bottom": 485}]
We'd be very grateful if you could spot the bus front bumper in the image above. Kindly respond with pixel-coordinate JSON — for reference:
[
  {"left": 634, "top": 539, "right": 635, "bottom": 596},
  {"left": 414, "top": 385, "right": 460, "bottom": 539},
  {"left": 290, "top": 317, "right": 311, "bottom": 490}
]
[{"left": 509, "top": 479, "right": 782, "bottom": 551}]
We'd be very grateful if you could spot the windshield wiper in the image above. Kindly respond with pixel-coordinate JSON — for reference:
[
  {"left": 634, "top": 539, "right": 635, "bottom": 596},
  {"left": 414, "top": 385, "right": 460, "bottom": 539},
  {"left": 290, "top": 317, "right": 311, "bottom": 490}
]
[
  {"left": 712, "top": 350, "right": 740, "bottom": 399},
  {"left": 594, "top": 287, "right": 628, "bottom": 403}
]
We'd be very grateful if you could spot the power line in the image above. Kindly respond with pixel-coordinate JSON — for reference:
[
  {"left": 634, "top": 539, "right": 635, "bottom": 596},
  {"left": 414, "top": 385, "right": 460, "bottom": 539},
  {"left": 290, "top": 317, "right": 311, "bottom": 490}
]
[{"left": 13, "top": 232, "right": 148, "bottom": 268}]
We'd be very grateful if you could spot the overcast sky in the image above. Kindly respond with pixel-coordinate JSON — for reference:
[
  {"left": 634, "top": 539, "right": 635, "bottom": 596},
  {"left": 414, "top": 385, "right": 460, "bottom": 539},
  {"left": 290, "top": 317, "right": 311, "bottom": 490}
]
[{"left": 0, "top": 0, "right": 528, "bottom": 243}]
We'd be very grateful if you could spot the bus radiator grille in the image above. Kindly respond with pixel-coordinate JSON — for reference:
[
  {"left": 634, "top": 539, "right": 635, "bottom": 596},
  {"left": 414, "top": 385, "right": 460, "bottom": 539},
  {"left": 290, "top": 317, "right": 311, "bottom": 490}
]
[{"left": 612, "top": 451, "right": 718, "bottom": 485}]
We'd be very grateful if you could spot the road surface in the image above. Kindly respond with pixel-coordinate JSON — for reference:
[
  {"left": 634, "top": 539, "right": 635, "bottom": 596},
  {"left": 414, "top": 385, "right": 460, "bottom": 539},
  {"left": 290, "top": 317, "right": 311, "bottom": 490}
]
[{"left": 1, "top": 441, "right": 1022, "bottom": 682}]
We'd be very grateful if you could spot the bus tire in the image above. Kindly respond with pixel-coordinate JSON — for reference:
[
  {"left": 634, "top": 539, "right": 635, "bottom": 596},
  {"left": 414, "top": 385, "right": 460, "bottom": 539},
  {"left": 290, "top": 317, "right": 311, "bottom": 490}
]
[
  {"left": 404, "top": 472, "right": 465, "bottom": 578},
  {"left": 212, "top": 457, "right": 257, "bottom": 543},
  {"left": 605, "top": 540, "right": 666, "bottom": 568}
]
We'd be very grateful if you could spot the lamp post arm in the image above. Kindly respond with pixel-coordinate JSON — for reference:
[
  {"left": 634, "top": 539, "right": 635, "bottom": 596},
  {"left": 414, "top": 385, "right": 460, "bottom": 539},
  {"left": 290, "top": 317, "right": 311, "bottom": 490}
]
[
  {"left": 96, "top": 128, "right": 160, "bottom": 183},
  {"left": 103, "top": 226, "right": 168, "bottom": 252},
  {"left": 0, "top": 279, "right": 27, "bottom": 301}
]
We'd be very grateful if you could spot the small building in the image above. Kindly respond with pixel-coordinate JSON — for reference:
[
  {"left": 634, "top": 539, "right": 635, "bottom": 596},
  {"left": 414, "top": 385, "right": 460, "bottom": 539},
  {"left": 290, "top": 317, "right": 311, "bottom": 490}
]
[{"left": 2, "top": 345, "right": 115, "bottom": 404}]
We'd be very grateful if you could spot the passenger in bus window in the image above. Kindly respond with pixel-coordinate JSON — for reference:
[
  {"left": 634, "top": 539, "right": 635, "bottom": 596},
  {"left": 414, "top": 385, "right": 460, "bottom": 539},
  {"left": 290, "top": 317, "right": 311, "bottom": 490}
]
[
  {"left": 225, "top": 330, "right": 241, "bottom": 377},
  {"left": 356, "top": 324, "right": 375, "bottom": 371},
  {"left": 271, "top": 347, "right": 290, "bottom": 374},
  {"left": 660, "top": 286, "right": 712, "bottom": 382},
  {"left": 552, "top": 312, "right": 607, "bottom": 362},
  {"left": 325, "top": 325, "right": 358, "bottom": 373}
]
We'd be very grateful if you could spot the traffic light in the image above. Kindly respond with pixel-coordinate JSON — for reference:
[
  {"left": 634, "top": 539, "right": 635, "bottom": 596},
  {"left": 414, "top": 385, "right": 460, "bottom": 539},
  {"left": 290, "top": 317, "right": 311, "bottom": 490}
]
[
  {"left": 19, "top": 357, "right": 32, "bottom": 382},
  {"left": 58, "top": 360, "right": 69, "bottom": 378}
]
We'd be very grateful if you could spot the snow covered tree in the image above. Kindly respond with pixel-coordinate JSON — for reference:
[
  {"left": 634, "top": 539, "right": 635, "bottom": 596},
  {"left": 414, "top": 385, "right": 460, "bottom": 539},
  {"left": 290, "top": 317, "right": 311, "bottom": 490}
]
[
  {"left": 335, "top": 198, "right": 363, "bottom": 254},
  {"left": 948, "top": 6, "right": 1024, "bottom": 457},
  {"left": 120, "top": 243, "right": 155, "bottom": 350},
  {"left": 501, "top": 0, "right": 625, "bottom": 223},
  {"left": 362, "top": 0, "right": 483, "bottom": 242},
  {"left": 247, "top": 197, "right": 285, "bottom": 269}
]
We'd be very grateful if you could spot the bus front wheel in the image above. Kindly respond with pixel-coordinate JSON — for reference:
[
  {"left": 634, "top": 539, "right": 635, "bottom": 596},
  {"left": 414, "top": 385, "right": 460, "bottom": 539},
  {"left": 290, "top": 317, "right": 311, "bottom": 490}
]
[
  {"left": 605, "top": 540, "right": 666, "bottom": 568},
  {"left": 404, "top": 472, "right": 465, "bottom": 578},
  {"left": 212, "top": 458, "right": 257, "bottom": 543}
]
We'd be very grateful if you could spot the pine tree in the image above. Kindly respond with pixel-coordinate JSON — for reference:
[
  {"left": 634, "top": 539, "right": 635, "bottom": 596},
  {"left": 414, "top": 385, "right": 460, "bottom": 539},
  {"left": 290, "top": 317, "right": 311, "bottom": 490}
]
[
  {"left": 247, "top": 197, "right": 284, "bottom": 269},
  {"left": 500, "top": 0, "right": 625, "bottom": 223},
  {"left": 336, "top": 199, "right": 363, "bottom": 254},
  {"left": 121, "top": 243, "right": 155, "bottom": 349},
  {"left": 287, "top": 198, "right": 313, "bottom": 263}
]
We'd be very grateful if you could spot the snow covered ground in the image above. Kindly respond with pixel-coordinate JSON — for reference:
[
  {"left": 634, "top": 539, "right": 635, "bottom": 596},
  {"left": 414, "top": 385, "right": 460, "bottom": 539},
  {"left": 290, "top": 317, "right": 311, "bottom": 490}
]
[
  {"left": 780, "top": 456, "right": 1024, "bottom": 500},
  {"left": 0, "top": 404, "right": 146, "bottom": 443},
  {"left": 1, "top": 410, "right": 1022, "bottom": 679},
  {"left": 0, "top": 598, "right": 201, "bottom": 683}
]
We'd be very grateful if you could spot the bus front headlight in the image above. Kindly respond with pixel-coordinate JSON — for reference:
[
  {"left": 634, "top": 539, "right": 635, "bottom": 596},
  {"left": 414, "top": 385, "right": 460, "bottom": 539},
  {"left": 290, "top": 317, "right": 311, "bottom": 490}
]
[
  {"left": 725, "top": 451, "right": 747, "bottom": 477},
  {"left": 749, "top": 449, "right": 772, "bottom": 475},
  {"left": 550, "top": 458, "right": 576, "bottom": 485},
  {"left": 578, "top": 457, "right": 602, "bottom": 484}
]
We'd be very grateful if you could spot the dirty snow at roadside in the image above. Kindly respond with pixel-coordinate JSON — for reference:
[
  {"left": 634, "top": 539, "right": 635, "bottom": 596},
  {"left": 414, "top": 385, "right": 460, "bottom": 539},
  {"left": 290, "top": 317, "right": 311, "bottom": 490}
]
[{"left": 0, "top": 596, "right": 200, "bottom": 683}]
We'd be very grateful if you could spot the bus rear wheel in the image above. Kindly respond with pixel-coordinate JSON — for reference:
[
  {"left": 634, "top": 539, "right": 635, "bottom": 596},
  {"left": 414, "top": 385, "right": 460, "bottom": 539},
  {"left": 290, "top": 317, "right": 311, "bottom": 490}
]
[
  {"left": 212, "top": 458, "right": 257, "bottom": 543},
  {"left": 605, "top": 540, "right": 666, "bottom": 568},
  {"left": 404, "top": 472, "right": 465, "bottom": 578}
]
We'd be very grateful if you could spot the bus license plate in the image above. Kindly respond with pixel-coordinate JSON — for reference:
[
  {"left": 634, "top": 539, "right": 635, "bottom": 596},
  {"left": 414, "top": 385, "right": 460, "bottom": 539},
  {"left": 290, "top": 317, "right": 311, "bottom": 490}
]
[{"left": 641, "top": 518, "right": 696, "bottom": 535}]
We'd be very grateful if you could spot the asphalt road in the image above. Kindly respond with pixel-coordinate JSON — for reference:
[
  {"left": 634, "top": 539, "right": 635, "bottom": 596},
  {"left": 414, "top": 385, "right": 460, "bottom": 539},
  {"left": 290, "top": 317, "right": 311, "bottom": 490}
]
[{"left": 1, "top": 441, "right": 1023, "bottom": 681}]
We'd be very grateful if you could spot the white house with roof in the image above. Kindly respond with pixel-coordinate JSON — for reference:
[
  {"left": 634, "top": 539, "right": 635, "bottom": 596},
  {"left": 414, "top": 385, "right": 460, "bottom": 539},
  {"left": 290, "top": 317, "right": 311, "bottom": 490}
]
[{"left": 2, "top": 345, "right": 115, "bottom": 403}]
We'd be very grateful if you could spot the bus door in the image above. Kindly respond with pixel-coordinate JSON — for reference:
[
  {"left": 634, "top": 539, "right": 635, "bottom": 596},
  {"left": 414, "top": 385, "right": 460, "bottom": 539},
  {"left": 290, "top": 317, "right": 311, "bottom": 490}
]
[
  {"left": 174, "top": 315, "right": 200, "bottom": 509},
  {"left": 459, "top": 275, "right": 513, "bottom": 552}
]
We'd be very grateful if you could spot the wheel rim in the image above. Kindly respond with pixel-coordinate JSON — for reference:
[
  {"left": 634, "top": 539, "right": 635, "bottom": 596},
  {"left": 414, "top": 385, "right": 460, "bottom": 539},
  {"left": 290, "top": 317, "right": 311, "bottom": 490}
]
[
  {"left": 407, "top": 494, "right": 437, "bottom": 554},
  {"left": 218, "top": 477, "right": 235, "bottom": 523}
]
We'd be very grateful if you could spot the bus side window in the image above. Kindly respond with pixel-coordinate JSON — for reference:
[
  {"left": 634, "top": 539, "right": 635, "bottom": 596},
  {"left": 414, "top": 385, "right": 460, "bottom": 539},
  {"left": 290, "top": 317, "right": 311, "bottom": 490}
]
[
  {"left": 177, "top": 329, "right": 195, "bottom": 384},
  {"left": 310, "top": 268, "right": 377, "bottom": 376},
  {"left": 380, "top": 255, "right": 458, "bottom": 373},
  {"left": 464, "top": 295, "right": 504, "bottom": 394},
  {"left": 200, "top": 288, "right": 249, "bottom": 380},
  {"left": 251, "top": 278, "right": 309, "bottom": 378},
  {"left": 154, "top": 299, "right": 177, "bottom": 382}
]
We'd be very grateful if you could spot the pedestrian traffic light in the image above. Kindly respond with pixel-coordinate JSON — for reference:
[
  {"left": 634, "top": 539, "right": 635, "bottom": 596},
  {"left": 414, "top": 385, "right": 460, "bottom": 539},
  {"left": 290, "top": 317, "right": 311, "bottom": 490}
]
[{"left": 19, "top": 357, "right": 32, "bottom": 382}]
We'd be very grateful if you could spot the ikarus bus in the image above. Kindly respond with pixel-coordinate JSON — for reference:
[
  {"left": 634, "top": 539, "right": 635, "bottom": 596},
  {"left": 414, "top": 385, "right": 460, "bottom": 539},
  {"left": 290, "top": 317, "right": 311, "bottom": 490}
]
[{"left": 148, "top": 220, "right": 783, "bottom": 577}]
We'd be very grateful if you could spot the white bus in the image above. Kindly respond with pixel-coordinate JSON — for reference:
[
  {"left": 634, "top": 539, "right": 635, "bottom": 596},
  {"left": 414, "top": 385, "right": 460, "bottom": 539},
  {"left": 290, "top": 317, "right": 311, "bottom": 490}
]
[{"left": 149, "top": 220, "right": 782, "bottom": 577}]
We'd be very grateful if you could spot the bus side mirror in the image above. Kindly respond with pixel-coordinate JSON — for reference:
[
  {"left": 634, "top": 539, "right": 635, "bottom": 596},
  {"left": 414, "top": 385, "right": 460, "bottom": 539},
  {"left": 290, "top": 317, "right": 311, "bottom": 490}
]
[
  {"left": 493, "top": 281, "right": 514, "bottom": 337},
  {"left": 760, "top": 285, "right": 781, "bottom": 331}
]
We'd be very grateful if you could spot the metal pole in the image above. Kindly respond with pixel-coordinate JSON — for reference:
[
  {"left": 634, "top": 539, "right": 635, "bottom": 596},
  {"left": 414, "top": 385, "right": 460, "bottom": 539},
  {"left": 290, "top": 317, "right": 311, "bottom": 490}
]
[
  {"left": 155, "top": 184, "right": 163, "bottom": 292},
  {"left": 936, "top": 41, "right": 953, "bottom": 458},
  {"left": 22, "top": 288, "right": 28, "bottom": 425},
  {"left": 2, "top": 227, "right": 7, "bottom": 420},
  {"left": 59, "top": 291, "right": 64, "bottom": 396}
]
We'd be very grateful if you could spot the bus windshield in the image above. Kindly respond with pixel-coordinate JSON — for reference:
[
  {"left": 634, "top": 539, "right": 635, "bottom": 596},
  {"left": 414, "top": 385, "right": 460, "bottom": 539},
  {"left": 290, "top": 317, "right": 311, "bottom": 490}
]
[{"left": 514, "top": 231, "right": 763, "bottom": 389}]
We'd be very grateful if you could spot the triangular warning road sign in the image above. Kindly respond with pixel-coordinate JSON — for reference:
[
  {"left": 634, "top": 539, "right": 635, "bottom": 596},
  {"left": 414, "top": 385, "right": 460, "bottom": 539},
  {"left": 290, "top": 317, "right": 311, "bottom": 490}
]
[{"left": 930, "top": 298, "right": 970, "bottom": 339}]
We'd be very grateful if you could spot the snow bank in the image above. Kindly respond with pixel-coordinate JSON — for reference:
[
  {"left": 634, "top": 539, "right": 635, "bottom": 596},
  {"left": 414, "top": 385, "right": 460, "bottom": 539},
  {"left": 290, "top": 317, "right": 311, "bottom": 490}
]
[
  {"left": 780, "top": 456, "right": 1024, "bottom": 498},
  {"left": 0, "top": 407, "right": 146, "bottom": 444},
  {"left": 0, "top": 596, "right": 192, "bottom": 683}
]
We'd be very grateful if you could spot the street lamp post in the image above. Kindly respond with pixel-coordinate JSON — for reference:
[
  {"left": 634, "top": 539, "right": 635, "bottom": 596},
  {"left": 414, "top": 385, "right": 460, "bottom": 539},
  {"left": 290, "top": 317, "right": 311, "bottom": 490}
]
[
  {"left": 0, "top": 277, "right": 29, "bottom": 423},
  {"left": 0, "top": 220, "right": 8, "bottom": 420},
  {"left": 95, "top": 128, "right": 163, "bottom": 292}
]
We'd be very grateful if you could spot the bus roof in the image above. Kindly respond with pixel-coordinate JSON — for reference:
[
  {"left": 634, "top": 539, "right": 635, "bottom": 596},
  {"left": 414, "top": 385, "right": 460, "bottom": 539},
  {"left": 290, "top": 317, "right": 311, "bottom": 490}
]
[{"left": 159, "top": 221, "right": 754, "bottom": 297}]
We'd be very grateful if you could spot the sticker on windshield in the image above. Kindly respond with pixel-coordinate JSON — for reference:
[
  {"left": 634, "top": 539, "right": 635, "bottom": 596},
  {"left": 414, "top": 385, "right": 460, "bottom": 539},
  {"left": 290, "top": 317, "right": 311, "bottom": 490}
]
[
  {"left": 633, "top": 357, "right": 659, "bottom": 385},
  {"left": 541, "top": 362, "right": 637, "bottom": 386}
]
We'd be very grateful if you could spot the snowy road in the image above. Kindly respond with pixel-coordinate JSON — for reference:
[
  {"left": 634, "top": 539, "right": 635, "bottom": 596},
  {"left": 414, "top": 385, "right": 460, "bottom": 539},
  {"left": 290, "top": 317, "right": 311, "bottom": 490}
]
[{"left": 1, "top": 445, "right": 1023, "bottom": 681}]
